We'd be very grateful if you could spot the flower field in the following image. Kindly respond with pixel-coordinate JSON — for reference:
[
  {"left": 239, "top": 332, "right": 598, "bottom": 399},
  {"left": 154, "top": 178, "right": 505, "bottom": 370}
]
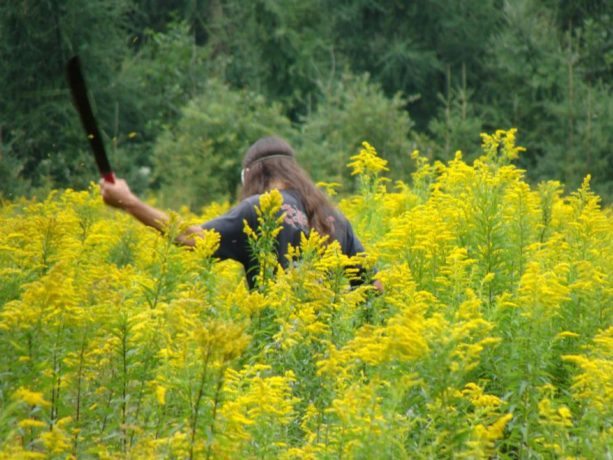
[{"left": 0, "top": 130, "right": 611, "bottom": 459}]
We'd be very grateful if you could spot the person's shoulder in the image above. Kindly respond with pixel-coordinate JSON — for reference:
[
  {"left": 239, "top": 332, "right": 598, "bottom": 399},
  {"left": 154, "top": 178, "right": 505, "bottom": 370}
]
[
  {"left": 280, "top": 189, "right": 300, "bottom": 203},
  {"left": 242, "top": 190, "right": 290, "bottom": 205},
  {"left": 331, "top": 207, "right": 348, "bottom": 220},
  {"left": 241, "top": 194, "right": 262, "bottom": 207},
  {"left": 330, "top": 208, "right": 350, "bottom": 226},
  {"left": 221, "top": 194, "right": 260, "bottom": 221}
]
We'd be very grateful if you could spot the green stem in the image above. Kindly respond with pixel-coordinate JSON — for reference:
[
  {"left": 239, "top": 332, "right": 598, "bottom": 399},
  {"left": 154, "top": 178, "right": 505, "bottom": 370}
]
[
  {"left": 129, "top": 354, "right": 154, "bottom": 447},
  {"left": 121, "top": 321, "right": 129, "bottom": 454},
  {"left": 72, "top": 339, "right": 87, "bottom": 455},
  {"left": 189, "top": 348, "right": 211, "bottom": 460},
  {"left": 205, "top": 364, "right": 226, "bottom": 460},
  {"left": 100, "top": 370, "right": 116, "bottom": 434},
  {"left": 50, "top": 323, "right": 65, "bottom": 426}
]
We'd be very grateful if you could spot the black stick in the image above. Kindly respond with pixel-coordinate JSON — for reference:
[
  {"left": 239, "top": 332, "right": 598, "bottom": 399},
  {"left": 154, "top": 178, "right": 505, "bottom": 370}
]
[{"left": 66, "top": 56, "right": 115, "bottom": 183}]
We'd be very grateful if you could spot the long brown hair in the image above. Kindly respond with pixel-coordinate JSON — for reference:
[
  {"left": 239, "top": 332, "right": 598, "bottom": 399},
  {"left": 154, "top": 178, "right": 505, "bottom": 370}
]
[{"left": 241, "top": 136, "right": 336, "bottom": 239}]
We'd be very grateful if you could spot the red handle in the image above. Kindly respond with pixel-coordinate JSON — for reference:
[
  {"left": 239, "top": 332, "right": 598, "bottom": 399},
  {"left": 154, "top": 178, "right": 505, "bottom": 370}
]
[{"left": 103, "top": 172, "right": 116, "bottom": 184}]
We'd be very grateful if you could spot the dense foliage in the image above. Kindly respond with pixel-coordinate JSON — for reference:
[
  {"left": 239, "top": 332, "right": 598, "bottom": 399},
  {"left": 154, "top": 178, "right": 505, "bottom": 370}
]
[
  {"left": 1, "top": 1, "right": 612, "bottom": 201},
  {"left": 0, "top": 131, "right": 611, "bottom": 458}
]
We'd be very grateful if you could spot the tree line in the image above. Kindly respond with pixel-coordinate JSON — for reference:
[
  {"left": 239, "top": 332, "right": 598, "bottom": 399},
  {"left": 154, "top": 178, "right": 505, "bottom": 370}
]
[{"left": 1, "top": 0, "right": 612, "bottom": 206}]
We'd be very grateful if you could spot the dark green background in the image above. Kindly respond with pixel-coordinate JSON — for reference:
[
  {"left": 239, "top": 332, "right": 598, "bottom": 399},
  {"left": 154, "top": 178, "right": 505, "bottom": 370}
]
[{"left": 2, "top": 0, "right": 612, "bottom": 206}]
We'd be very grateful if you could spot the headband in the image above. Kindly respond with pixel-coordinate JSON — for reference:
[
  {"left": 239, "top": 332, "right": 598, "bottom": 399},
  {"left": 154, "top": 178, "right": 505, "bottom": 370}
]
[{"left": 245, "top": 153, "right": 294, "bottom": 168}]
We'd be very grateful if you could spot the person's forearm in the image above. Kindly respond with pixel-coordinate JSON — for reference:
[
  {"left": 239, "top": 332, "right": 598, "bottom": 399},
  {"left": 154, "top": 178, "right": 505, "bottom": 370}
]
[
  {"left": 123, "top": 196, "right": 169, "bottom": 232},
  {"left": 101, "top": 178, "right": 203, "bottom": 247},
  {"left": 123, "top": 197, "right": 202, "bottom": 246}
]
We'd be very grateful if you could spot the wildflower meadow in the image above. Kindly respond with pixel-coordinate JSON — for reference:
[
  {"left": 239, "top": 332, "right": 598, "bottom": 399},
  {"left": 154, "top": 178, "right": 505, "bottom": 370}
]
[{"left": 0, "top": 130, "right": 611, "bottom": 459}]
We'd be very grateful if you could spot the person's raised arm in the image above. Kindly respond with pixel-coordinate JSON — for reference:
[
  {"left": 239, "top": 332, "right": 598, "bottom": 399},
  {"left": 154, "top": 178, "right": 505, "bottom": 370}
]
[{"left": 99, "top": 178, "right": 203, "bottom": 247}]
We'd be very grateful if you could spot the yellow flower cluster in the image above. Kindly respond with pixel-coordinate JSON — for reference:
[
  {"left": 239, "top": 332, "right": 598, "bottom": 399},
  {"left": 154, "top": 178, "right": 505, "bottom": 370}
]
[
  {"left": 480, "top": 128, "right": 526, "bottom": 163},
  {"left": 562, "top": 326, "right": 613, "bottom": 414},
  {"left": 347, "top": 141, "right": 389, "bottom": 177},
  {"left": 243, "top": 188, "right": 285, "bottom": 289}
]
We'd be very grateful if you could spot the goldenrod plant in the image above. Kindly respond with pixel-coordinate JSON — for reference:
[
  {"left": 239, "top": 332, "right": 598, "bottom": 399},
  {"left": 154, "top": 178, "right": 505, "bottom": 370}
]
[{"left": 0, "top": 130, "right": 611, "bottom": 458}]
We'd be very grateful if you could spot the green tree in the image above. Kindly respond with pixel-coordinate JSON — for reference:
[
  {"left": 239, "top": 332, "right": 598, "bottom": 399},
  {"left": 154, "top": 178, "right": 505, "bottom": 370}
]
[
  {"left": 0, "top": 0, "right": 132, "bottom": 193},
  {"left": 152, "top": 79, "right": 293, "bottom": 209},
  {"left": 428, "top": 65, "right": 483, "bottom": 162},
  {"left": 482, "top": 0, "right": 613, "bottom": 200},
  {"left": 2, "top": 0, "right": 612, "bottom": 201},
  {"left": 330, "top": 0, "right": 502, "bottom": 128},
  {"left": 206, "top": 0, "right": 336, "bottom": 116},
  {"left": 298, "top": 73, "right": 415, "bottom": 188},
  {"left": 111, "top": 21, "right": 212, "bottom": 193}
]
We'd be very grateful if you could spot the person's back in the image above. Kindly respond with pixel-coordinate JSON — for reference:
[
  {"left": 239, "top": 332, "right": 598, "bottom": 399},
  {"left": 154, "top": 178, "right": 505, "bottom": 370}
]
[{"left": 203, "top": 188, "right": 365, "bottom": 289}]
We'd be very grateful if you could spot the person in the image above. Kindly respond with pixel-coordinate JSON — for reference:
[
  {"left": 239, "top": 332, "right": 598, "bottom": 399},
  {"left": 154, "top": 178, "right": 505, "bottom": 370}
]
[{"left": 100, "top": 136, "right": 380, "bottom": 290}]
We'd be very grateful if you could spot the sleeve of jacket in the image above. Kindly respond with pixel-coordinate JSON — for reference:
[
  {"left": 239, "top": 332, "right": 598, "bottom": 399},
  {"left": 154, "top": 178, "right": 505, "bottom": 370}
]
[{"left": 201, "top": 196, "right": 259, "bottom": 264}]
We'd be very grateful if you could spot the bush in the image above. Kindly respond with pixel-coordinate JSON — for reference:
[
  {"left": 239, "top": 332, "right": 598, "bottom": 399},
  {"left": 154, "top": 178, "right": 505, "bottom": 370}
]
[
  {"left": 297, "top": 73, "right": 416, "bottom": 189},
  {"left": 152, "top": 79, "right": 294, "bottom": 208}
]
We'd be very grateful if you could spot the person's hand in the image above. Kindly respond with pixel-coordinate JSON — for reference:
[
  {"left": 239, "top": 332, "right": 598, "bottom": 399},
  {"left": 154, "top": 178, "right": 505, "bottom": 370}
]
[{"left": 99, "top": 178, "right": 137, "bottom": 210}]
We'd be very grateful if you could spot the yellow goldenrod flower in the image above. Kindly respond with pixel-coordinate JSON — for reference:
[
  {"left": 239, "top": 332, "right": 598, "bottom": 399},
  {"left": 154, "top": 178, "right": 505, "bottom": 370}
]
[
  {"left": 348, "top": 141, "right": 389, "bottom": 176},
  {"left": 18, "top": 419, "right": 47, "bottom": 429},
  {"left": 13, "top": 388, "right": 51, "bottom": 408},
  {"left": 155, "top": 385, "right": 167, "bottom": 406}
]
